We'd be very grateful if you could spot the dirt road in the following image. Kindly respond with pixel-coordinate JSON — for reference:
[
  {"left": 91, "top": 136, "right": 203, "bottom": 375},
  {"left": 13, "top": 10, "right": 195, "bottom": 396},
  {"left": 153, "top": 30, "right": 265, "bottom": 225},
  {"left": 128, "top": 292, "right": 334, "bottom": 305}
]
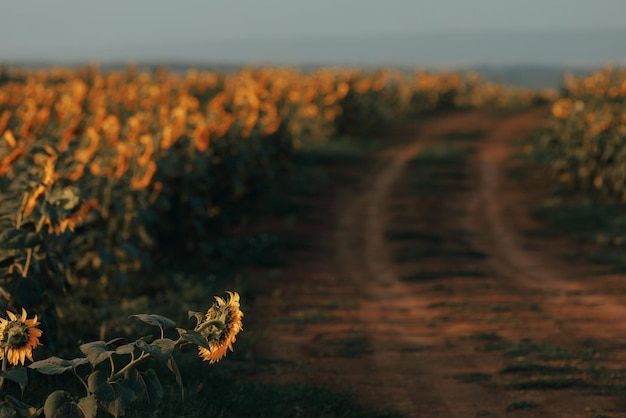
[{"left": 253, "top": 109, "right": 626, "bottom": 417}]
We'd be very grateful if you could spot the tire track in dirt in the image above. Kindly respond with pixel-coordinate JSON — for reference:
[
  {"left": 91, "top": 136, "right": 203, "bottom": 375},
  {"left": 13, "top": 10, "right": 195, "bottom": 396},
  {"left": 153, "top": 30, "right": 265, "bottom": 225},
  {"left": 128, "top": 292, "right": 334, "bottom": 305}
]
[
  {"left": 253, "top": 109, "right": 626, "bottom": 417},
  {"left": 458, "top": 109, "right": 626, "bottom": 416},
  {"left": 336, "top": 111, "right": 513, "bottom": 417},
  {"left": 467, "top": 110, "right": 626, "bottom": 341}
]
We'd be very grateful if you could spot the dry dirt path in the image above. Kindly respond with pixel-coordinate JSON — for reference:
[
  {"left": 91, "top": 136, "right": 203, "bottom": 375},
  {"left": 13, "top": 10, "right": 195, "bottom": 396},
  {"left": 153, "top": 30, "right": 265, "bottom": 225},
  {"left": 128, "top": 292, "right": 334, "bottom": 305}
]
[{"left": 253, "top": 109, "right": 626, "bottom": 417}]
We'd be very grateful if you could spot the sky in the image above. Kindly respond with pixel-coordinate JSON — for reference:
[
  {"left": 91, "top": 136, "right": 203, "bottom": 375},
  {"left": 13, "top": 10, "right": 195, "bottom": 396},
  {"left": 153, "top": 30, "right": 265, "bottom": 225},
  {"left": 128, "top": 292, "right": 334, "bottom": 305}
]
[{"left": 1, "top": 0, "right": 626, "bottom": 66}]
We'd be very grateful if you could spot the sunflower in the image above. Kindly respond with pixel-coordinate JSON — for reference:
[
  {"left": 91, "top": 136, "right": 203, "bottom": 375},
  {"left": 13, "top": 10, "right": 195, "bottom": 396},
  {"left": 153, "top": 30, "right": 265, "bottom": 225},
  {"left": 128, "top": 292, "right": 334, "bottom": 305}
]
[
  {"left": 0, "top": 308, "right": 43, "bottom": 366},
  {"left": 197, "top": 291, "right": 243, "bottom": 364}
]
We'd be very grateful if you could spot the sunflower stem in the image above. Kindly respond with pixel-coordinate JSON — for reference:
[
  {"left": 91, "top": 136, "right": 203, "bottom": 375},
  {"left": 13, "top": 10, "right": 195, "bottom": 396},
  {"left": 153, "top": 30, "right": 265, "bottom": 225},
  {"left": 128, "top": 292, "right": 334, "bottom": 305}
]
[
  {"left": 22, "top": 215, "right": 47, "bottom": 279},
  {"left": 0, "top": 347, "right": 8, "bottom": 391},
  {"left": 109, "top": 352, "right": 150, "bottom": 382},
  {"left": 109, "top": 356, "right": 116, "bottom": 376},
  {"left": 8, "top": 192, "right": 29, "bottom": 275},
  {"left": 73, "top": 369, "right": 90, "bottom": 396},
  {"left": 22, "top": 249, "right": 33, "bottom": 279},
  {"left": 15, "top": 192, "right": 28, "bottom": 230}
]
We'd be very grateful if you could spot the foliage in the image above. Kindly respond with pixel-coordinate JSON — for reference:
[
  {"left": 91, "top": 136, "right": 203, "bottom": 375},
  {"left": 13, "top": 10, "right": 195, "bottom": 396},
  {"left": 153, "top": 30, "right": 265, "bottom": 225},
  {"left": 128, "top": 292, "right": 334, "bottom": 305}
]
[
  {"left": 539, "top": 66, "right": 626, "bottom": 203},
  {"left": 0, "top": 293, "right": 242, "bottom": 418}
]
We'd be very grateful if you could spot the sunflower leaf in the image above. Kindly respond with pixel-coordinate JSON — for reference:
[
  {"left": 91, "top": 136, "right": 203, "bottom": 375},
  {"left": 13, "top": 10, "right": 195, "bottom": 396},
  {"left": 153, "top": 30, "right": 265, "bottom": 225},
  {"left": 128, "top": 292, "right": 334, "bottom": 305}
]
[
  {"left": 106, "top": 337, "right": 126, "bottom": 346},
  {"left": 141, "top": 369, "right": 164, "bottom": 411},
  {"left": 0, "top": 255, "right": 15, "bottom": 268},
  {"left": 135, "top": 338, "right": 175, "bottom": 361},
  {"left": 0, "top": 367, "right": 27, "bottom": 386},
  {"left": 122, "top": 368, "right": 147, "bottom": 406},
  {"left": 176, "top": 328, "right": 210, "bottom": 350},
  {"left": 114, "top": 342, "right": 136, "bottom": 355},
  {"left": 43, "top": 390, "right": 85, "bottom": 418},
  {"left": 79, "top": 341, "right": 114, "bottom": 367},
  {"left": 88, "top": 370, "right": 134, "bottom": 417},
  {"left": 5, "top": 394, "right": 37, "bottom": 417},
  {"left": 77, "top": 396, "right": 98, "bottom": 418},
  {"left": 167, "top": 356, "right": 184, "bottom": 399},
  {"left": 0, "top": 405, "right": 17, "bottom": 418},
  {"left": 29, "top": 356, "right": 90, "bottom": 374},
  {"left": 188, "top": 310, "right": 204, "bottom": 326},
  {"left": 122, "top": 368, "right": 162, "bottom": 411},
  {"left": 130, "top": 314, "right": 176, "bottom": 329}
]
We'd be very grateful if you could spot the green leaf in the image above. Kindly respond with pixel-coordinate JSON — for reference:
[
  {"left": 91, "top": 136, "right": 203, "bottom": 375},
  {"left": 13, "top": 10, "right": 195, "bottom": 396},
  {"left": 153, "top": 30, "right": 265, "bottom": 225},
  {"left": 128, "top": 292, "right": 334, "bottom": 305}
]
[
  {"left": 0, "top": 405, "right": 17, "bottom": 418},
  {"left": 188, "top": 310, "right": 204, "bottom": 326},
  {"left": 22, "top": 232, "right": 40, "bottom": 248},
  {"left": 177, "top": 328, "right": 210, "bottom": 350},
  {"left": 106, "top": 337, "right": 126, "bottom": 346},
  {"left": 122, "top": 368, "right": 149, "bottom": 409},
  {"left": 43, "top": 390, "right": 85, "bottom": 418},
  {"left": 77, "top": 396, "right": 98, "bottom": 418},
  {"left": 0, "top": 231, "right": 37, "bottom": 251},
  {"left": 46, "top": 250, "right": 69, "bottom": 289},
  {"left": 130, "top": 314, "right": 176, "bottom": 329},
  {"left": 5, "top": 395, "right": 37, "bottom": 417},
  {"left": 87, "top": 370, "right": 134, "bottom": 418},
  {"left": 135, "top": 338, "right": 175, "bottom": 361},
  {"left": 0, "top": 367, "right": 27, "bottom": 386},
  {"left": 118, "top": 242, "right": 140, "bottom": 259},
  {"left": 29, "top": 356, "right": 89, "bottom": 375},
  {"left": 87, "top": 371, "right": 115, "bottom": 401},
  {"left": 0, "top": 229, "right": 22, "bottom": 243},
  {"left": 142, "top": 369, "right": 164, "bottom": 411},
  {"left": 80, "top": 341, "right": 114, "bottom": 367},
  {"left": 120, "top": 367, "right": 164, "bottom": 412},
  {"left": 114, "top": 342, "right": 136, "bottom": 355},
  {"left": 167, "top": 355, "right": 184, "bottom": 399},
  {"left": 0, "top": 255, "right": 15, "bottom": 268}
]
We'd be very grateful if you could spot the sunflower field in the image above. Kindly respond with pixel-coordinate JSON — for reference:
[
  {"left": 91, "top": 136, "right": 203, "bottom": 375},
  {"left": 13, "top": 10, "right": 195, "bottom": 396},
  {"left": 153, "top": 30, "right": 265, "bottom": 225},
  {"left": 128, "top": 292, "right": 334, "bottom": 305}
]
[
  {"left": 541, "top": 66, "right": 626, "bottom": 202},
  {"left": 0, "top": 63, "right": 549, "bottom": 416},
  {"left": 0, "top": 65, "right": 546, "bottom": 327}
]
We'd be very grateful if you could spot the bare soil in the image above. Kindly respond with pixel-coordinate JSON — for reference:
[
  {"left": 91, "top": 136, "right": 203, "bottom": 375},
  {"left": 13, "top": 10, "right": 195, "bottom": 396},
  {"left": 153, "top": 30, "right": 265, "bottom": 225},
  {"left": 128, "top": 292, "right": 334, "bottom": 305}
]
[{"left": 251, "top": 109, "right": 626, "bottom": 417}]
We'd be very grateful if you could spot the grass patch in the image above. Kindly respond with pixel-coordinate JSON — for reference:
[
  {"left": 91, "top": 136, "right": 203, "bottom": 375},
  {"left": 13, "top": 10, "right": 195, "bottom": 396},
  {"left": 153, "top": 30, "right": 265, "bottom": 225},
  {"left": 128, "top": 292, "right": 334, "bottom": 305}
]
[
  {"left": 133, "top": 369, "right": 403, "bottom": 418},
  {"left": 584, "top": 250, "right": 626, "bottom": 273},
  {"left": 452, "top": 372, "right": 492, "bottom": 383},
  {"left": 505, "top": 400, "right": 538, "bottom": 412},
  {"left": 400, "top": 270, "right": 487, "bottom": 282},
  {"left": 509, "top": 377, "right": 590, "bottom": 390},
  {"left": 320, "top": 300, "right": 360, "bottom": 310},
  {"left": 473, "top": 336, "right": 626, "bottom": 399},
  {"left": 410, "top": 143, "right": 472, "bottom": 164},
  {"left": 429, "top": 302, "right": 538, "bottom": 314},
  {"left": 491, "top": 341, "right": 598, "bottom": 362},
  {"left": 468, "top": 331, "right": 504, "bottom": 342},
  {"left": 532, "top": 202, "right": 617, "bottom": 236},
  {"left": 338, "top": 334, "right": 373, "bottom": 358},
  {"left": 385, "top": 229, "right": 443, "bottom": 243},
  {"left": 440, "top": 129, "right": 486, "bottom": 141},
  {"left": 394, "top": 247, "right": 485, "bottom": 262},
  {"left": 500, "top": 361, "right": 582, "bottom": 376},
  {"left": 409, "top": 171, "right": 468, "bottom": 193},
  {"left": 429, "top": 283, "right": 454, "bottom": 293},
  {"left": 279, "top": 309, "right": 337, "bottom": 324},
  {"left": 292, "top": 137, "right": 378, "bottom": 166},
  {"left": 399, "top": 345, "right": 432, "bottom": 353},
  {"left": 308, "top": 334, "right": 373, "bottom": 358}
]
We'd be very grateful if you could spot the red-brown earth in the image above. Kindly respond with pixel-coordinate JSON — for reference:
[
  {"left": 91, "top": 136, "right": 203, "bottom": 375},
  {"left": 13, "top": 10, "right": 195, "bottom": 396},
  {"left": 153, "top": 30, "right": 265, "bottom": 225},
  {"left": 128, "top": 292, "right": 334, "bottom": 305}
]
[{"left": 249, "top": 109, "right": 626, "bottom": 418}]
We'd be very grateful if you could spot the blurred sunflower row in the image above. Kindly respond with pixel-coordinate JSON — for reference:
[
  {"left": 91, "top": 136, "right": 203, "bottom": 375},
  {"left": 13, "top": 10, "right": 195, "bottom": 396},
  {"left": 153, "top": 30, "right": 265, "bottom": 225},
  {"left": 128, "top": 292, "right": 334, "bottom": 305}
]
[
  {"left": 542, "top": 66, "right": 626, "bottom": 202},
  {"left": 0, "top": 64, "right": 546, "bottom": 348}
]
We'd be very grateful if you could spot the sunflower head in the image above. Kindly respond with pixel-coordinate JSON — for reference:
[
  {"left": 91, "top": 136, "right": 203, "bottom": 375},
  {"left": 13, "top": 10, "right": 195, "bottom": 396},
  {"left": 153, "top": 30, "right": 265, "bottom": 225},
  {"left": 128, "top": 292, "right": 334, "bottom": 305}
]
[
  {"left": 196, "top": 291, "right": 243, "bottom": 364},
  {"left": 0, "top": 308, "right": 43, "bottom": 366}
]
